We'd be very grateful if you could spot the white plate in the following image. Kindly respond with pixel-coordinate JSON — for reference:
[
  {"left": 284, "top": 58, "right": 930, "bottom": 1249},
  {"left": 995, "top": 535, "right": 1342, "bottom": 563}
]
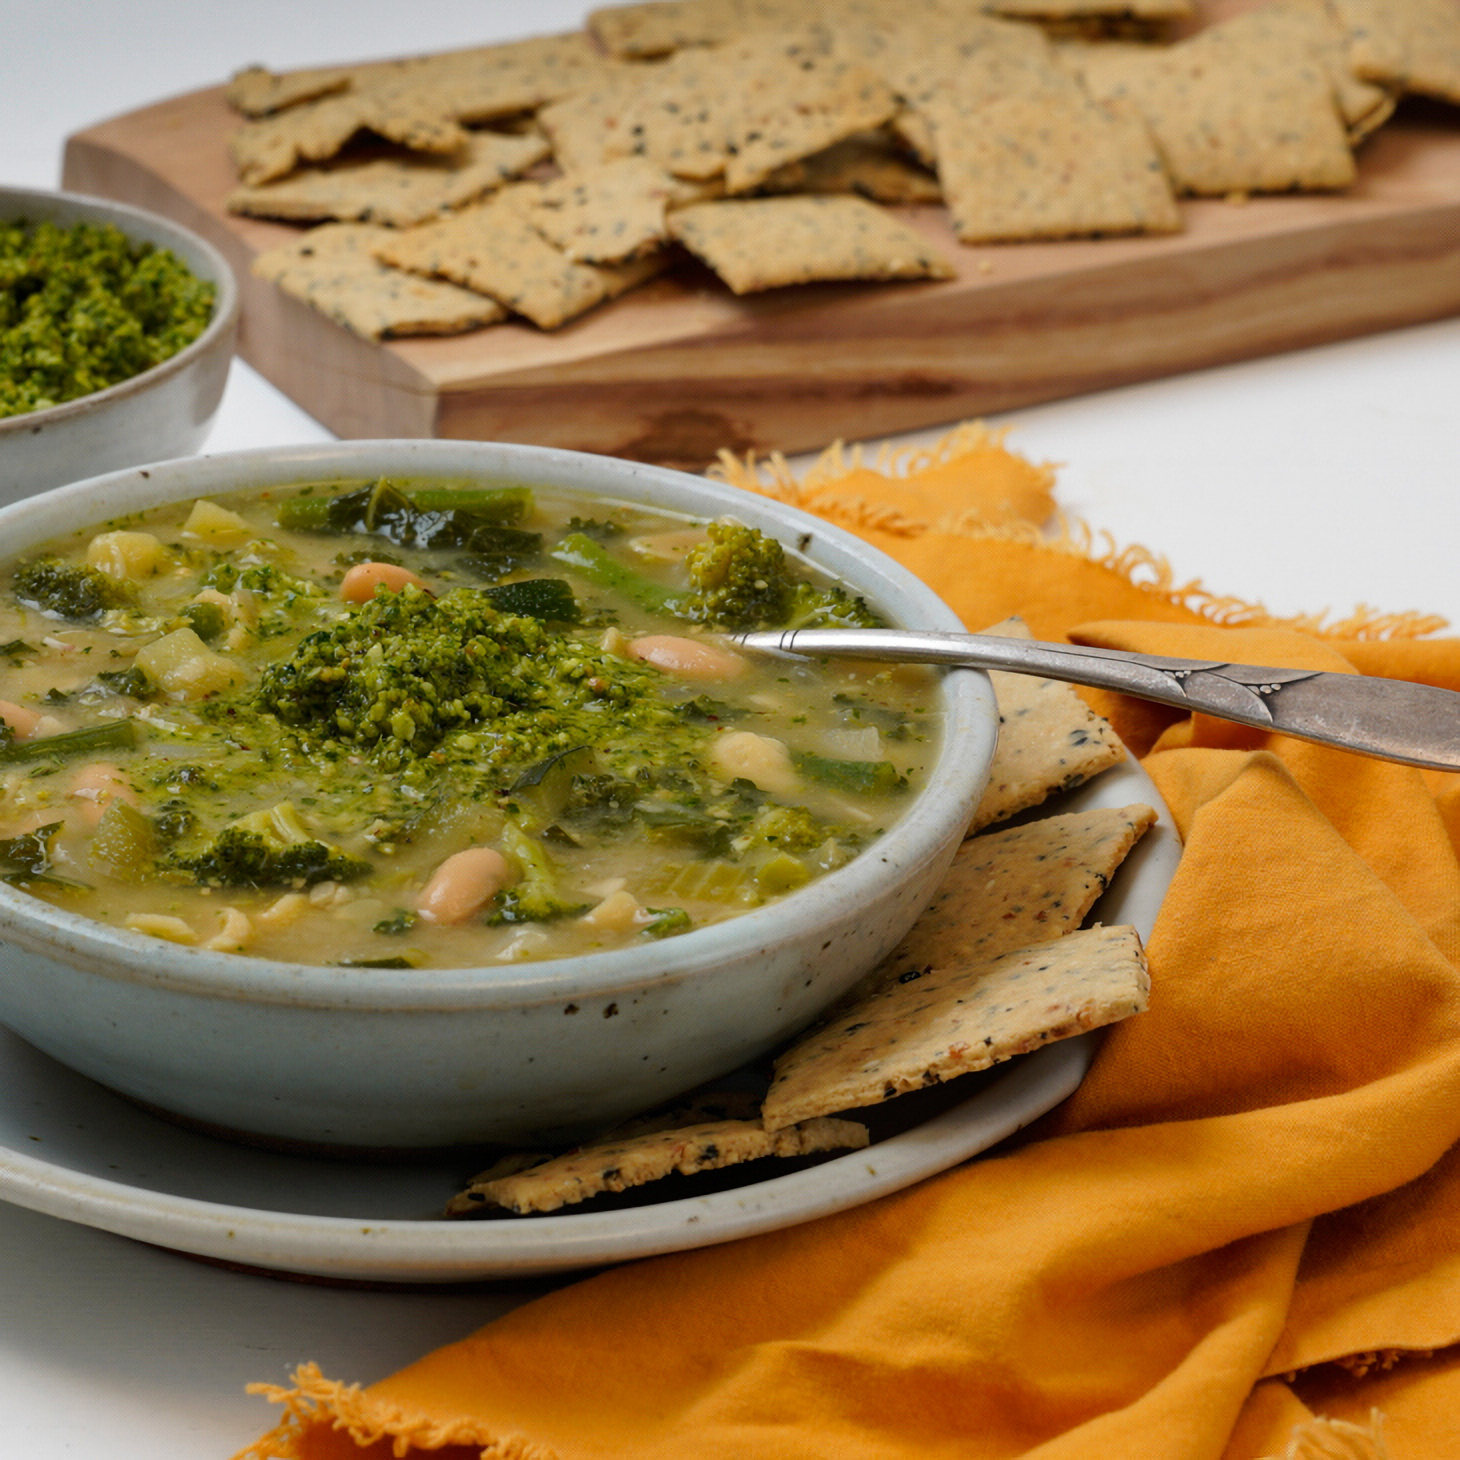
[{"left": 0, "top": 755, "right": 1179, "bottom": 1284}]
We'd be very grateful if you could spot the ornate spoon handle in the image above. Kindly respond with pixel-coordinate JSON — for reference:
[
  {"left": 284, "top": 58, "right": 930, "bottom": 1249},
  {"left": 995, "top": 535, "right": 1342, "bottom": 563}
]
[{"left": 734, "top": 628, "right": 1460, "bottom": 772}]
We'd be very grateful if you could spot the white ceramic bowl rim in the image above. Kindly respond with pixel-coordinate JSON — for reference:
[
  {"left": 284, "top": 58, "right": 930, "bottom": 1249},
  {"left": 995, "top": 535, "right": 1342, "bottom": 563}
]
[
  {"left": 0, "top": 186, "right": 240, "bottom": 441},
  {"left": 0, "top": 440, "right": 995, "bottom": 1011}
]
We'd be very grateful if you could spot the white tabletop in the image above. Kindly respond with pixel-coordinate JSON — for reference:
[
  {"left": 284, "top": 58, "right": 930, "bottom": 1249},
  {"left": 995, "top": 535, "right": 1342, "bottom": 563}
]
[{"left": 2, "top": 5, "right": 1458, "bottom": 1457}]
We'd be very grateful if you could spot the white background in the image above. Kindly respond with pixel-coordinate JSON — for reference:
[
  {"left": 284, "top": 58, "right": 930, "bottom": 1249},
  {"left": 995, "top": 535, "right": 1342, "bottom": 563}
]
[{"left": 1, "top": 4, "right": 1458, "bottom": 1456}]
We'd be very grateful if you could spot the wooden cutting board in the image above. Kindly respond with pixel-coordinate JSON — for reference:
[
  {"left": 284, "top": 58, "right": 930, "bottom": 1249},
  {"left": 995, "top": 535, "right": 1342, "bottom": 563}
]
[{"left": 61, "top": 73, "right": 1460, "bottom": 470}]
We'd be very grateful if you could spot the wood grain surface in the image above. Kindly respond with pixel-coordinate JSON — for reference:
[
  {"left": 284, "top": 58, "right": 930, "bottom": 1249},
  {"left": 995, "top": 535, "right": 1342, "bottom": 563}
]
[{"left": 60, "top": 66, "right": 1460, "bottom": 469}]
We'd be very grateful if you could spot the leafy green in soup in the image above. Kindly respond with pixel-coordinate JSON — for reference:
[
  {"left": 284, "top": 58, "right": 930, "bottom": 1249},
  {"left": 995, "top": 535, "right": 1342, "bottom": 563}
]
[{"left": 0, "top": 478, "right": 942, "bottom": 966}]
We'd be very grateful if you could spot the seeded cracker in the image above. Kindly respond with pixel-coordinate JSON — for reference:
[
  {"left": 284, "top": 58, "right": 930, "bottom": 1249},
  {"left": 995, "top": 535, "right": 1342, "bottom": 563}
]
[
  {"left": 844, "top": 803, "right": 1157, "bottom": 1009},
  {"left": 229, "top": 90, "right": 468, "bottom": 186},
  {"left": 227, "top": 130, "right": 552, "bottom": 229},
  {"left": 225, "top": 64, "right": 354, "bottom": 118},
  {"left": 841, "top": 13, "right": 1059, "bottom": 168},
  {"left": 588, "top": 0, "right": 793, "bottom": 58},
  {"left": 395, "top": 33, "right": 623, "bottom": 124},
  {"left": 537, "top": 68, "right": 657, "bottom": 174},
  {"left": 615, "top": 44, "right": 741, "bottom": 180},
  {"left": 374, "top": 186, "right": 668, "bottom": 329},
  {"left": 1327, "top": 0, "right": 1460, "bottom": 104},
  {"left": 969, "top": 618, "right": 1127, "bottom": 832},
  {"left": 715, "top": 33, "right": 901, "bottom": 193},
  {"left": 668, "top": 194, "right": 954, "bottom": 294},
  {"left": 927, "top": 83, "right": 1180, "bottom": 242},
  {"left": 250, "top": 223, "right": 505, "bottom": 339},
  {"left": 985, "top": 0, "right": 1194, "bottom": 35},
  {"left": 760, "top": 924, "right": 1150, "bottom": 1131},
  {"left": 446, "top": 1116, "right": 869, "bottom": 1215},
  {"left": 520, "top": 157, "right": 697, "bottom": 264},
  {"left": 759, "top": 131, "right": 944, "bottom": 205},
  {"left": 1074, "top": 6, "right": 1356, "bottom": 195}
]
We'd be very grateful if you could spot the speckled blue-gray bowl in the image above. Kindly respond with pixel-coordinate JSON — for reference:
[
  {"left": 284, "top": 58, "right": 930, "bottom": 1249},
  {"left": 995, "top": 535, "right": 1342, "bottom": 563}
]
[
  {"left": 0, "top": 186, "right": 238, "bottom": 505},
  {"left": 0, "top": 440, "right": 997, "bottom": 1150}
]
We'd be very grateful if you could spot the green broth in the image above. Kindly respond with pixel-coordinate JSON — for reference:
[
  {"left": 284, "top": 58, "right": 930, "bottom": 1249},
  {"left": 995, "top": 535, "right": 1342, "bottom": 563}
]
[{"left": 0, "top": 479, "right": 941, "bottom": 966}]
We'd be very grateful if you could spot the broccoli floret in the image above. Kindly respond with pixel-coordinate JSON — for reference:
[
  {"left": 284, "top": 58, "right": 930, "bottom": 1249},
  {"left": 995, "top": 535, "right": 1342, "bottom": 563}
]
[
  {"left": 736, "top": 804, "right": 833, "bottom": 855},
  {"left": 641, "top": 906, "right": 692, "bottom": 939},
  {"left": 679, "top": 519, "right": 792, "bottom": 629},
  {"left": 556, "top": 518, "right": 886, "bottom": 632},
  {"left": 162, "top": 801, "right": 371, "bottom": 889},
  {"left": 486, "top": 821, "right": 589, "bottom": 924},
  {"left": 11, "top": 555, "right": 128, "bottom": 620},
  {"left": 783, "top": 580, "right": 885, "bottom": 630}
]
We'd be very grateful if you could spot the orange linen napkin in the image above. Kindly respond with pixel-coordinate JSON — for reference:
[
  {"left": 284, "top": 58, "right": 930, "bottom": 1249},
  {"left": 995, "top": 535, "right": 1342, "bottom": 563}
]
[{"left": 238, "top": 425, "right": 1460, "bottom": 1460}]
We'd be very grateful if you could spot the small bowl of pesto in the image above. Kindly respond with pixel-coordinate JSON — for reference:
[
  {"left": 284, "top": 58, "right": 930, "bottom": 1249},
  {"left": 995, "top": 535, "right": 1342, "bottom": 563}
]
[
  {"left": 0, "top": 185, "right": 238, "bottom": 504},
  {"left": 0, "top": 439, "right": 997, "bottom": 1151}
]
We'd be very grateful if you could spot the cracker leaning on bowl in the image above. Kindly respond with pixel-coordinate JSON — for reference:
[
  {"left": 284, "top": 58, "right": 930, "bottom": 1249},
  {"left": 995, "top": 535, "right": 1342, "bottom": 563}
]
[
  {"left": 760, "top": 924, "right": 1149, "bottom": 1131},
  {"left": 968, "top": 617, "right": 1128, "bottom": 831},
  {"left": 445, "top": 676, "right": 1155, "bottom": 1217}
]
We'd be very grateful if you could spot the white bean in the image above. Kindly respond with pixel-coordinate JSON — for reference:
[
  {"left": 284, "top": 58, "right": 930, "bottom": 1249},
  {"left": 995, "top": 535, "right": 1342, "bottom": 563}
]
[
  {"left": 68, "top": 762, "right": 137, "bottom": 828},
  {"left": 627, "top": 634, "right": 747, "bottom": 683},
  {"left": 0, "top": 699, "right": 42, "bottom": 742},
  {"left": 709, "top": 730, "right": 800, "bottom": 796},
  {"left": 417, "top": 846, "right": 514, "bottom": 925},
  {"left": 340, "top": 562, "right": 428, "bottom": 603}
]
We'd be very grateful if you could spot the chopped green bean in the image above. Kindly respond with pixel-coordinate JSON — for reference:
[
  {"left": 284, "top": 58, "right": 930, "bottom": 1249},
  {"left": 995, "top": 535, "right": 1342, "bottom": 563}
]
[{"left": 0, "top": 718, "right": 137, "bottom": 765}]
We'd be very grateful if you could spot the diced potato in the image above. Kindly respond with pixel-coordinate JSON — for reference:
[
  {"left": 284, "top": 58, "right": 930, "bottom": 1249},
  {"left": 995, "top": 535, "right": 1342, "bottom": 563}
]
[
  {"left": 87, "top": 799, "right": 155, "bottom": 879},
  {"left": 579, "top": 888, "right": 644, "bottom": 932},
  {"left": 86, "top": 530, "right": 166, "bottom": 581},
  {"left": 183, "top": 498, "right": 253, "bottom": 548},
  {"left": 134, "top": 627, "right": 245, "bottom": 700}
]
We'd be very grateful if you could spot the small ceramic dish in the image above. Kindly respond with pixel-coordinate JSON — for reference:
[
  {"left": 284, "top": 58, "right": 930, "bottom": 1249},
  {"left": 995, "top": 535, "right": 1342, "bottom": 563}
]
[{"left": 0, "top": 185, "right": 238, "bottom": 505}]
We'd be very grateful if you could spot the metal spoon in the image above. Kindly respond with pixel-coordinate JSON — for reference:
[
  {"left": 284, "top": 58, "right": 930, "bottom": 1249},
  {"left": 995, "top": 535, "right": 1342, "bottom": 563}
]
[{"left": 733, "top": 627, "right": 1460, "bottom": 772}]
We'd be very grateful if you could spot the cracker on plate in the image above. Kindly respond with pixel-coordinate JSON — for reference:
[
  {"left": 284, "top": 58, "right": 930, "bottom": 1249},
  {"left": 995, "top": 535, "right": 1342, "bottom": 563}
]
[
  {"left": 969, "top": 618, "right": 1128, "bottom": 833},
  {"left": 446, "top": 1115, "right": 869, "bottom": 1215},
  {"left": 227, "top": 129, "right": 552, "bottom": 228},
  {"left": 1075, "top": 4, "right": 1357, "bottom": 195},
  {"left": 375, "top": 186, "right": 668, "bottom": 328},
  {"left": 761, "top": 923, "right": 1149, "bottom": 1130},
  {"left": 668, "top": 193, "right": 955, "bottom": 294},
  {"left": 250, "top": 222, "right": 506, "bottom": 339},
  {"left": 849, "top": 802, "right": 1158, "bottom": 1009}
]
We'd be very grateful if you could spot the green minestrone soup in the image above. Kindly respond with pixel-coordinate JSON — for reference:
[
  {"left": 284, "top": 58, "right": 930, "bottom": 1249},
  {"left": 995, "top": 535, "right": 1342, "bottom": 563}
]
[{"left": 0, "top": 478, "right": 941, "bottom": 966}]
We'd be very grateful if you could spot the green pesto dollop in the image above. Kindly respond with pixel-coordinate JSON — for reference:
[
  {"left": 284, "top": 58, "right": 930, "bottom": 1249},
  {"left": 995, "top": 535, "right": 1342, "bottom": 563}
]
[
  {"left": 0, "top": 218, "right": 216, "bottom": 419},
  {"left": 250, "top": 582, "right": 685, "bottom": 777}
]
